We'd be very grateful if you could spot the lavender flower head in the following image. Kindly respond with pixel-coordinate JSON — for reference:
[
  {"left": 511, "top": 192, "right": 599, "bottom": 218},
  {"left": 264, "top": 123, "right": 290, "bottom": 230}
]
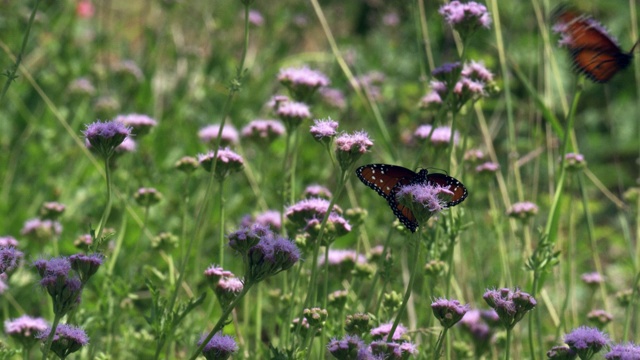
[
  {"left": 370, "top": 321, "right": 407, "bottom": 341},
  {"left": 335, "top": 131, "right": 374, "bottom": 171},
  {"left": 215, "top": 277, "right": 244, "bottom": 308},
  {"left": 483, "top": 288, "right": 537, "bottom": 330},
  {"left": 252, "top": 210, "right": 282, "bottom": 231},
  {"left": 432, "top": 62, "right": 462, "bottom": 80},
  {"left": 67, "top": 77, "right": 96, "bottom": 97},
  {"left": 248, "top": 9, "right": 264, "bottom": 26},
  {"left": 587, "top": 309, "right": 613, "bottom": 326},
  {"left": 370, "top": 340, "right": 418, "bottom": 359},
  {"left": 476, "top": 161, "right": 500, "bottom": 174},
  {"left": 0, "top": 236, "right": 18, "bottom": 247},
  {"left": 564, "top": 153, "right": 587, "bottom": 171},
  {"left": 581, "top": 272, "right": 604, "bottom": 287},
  {"left": 134, "top": 187, "right": 163, "bottom": 207},
  {"left": 115, "top": 137, "right": 137, "bottom": 153},
  {"left": 310, "top": 118, "right": 339, "bottom": 143},
  {"left": 114, "top": 113, "right": 157, "bottom": 136},
  {"left": 198, "top": 148, "right": 244, "bottom": 181},
  {"left": 395, "top": 183, "right": 453, "bottom": 224},
  {"left": 39, "top": 202, "right": 66, "bottom": 220},
  {"left": 204, "top": 264, "right": 234, "bottom": 281},
  {"left": 0, "top": 247, "right": 23, "bottom": 274},
  {"left": 319, "top": 87, "right": 347, "bottom": 109},
  {"left": 305, "top": 213, "right": 352, "bottom": 243},
  {"left": 431, "top": 298, "right": 470, "bottom": 329},
  {"left": 83, "top": 120, "right": 131, "bottom": 159},
  {"left": 459, "top": 310, "right": 493, "bottom": 353},
  {"left": 241, "top": 119, "right": 285, "bottom": 143},
  {"left": 37, "top": 324, "right": 89, "bottom": 359},
  {"left": 439, "top": 1, "right": 492, "bottom": 34},
  {"left": 5, "top": 315, "right": 48, "bottom": 348},
  {"left": 304, "top": 184, "right": 333, "bottom": 199},
  {"left": 247, "top": 235, "right": 301, "bottom": 283},
  {"left": 278, "top": 66, "right": 330, "bottom": 101},
  {"left": 227, "top": 224, "right": 272, "bottom": 255},
  {"left": 547, "top": 345, "right": 577, "bottom": 359},
  {"left": 327, "top": 335, "right": 366, "bottom": 360},
  {"left": 21, "top": 218, "right": 62, "bottom": 241},
  {"left": 507, "top": 201, "right": 539, "bottom": 220},
  {"left": 285, "top": 198, "right": 342, "bottom": 229},
  {"left": 33, "top": 257, "right": 83, "bottom": 317},
  {"left": 198, "top": 332, "right": 238, "bottom": 360},
  {"left": 276, "top": 101, "right": 311, "bottom": 131},
  {"left": 605, "top": 343, "right": 640, "bottom": 360},
  {"left": 318, "top": 249, "right": 366, "bottom": 267},
  {"left": 415, "top": 125, "right": 460, "bottom": 147},
  {"left": 198, "top": 124, "right": 239, "bottom": 146},
  {"left": 564, "top": 326, "right": 609, "bottom": 359},
  {"left": 69, "top": 253, "right": 103, "bottom": 283}
]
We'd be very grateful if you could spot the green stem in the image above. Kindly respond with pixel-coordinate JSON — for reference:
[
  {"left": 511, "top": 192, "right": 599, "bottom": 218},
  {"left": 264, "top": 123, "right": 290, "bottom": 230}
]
[
  {"left": 40, "top": 314, "right": 61, "bottom": 360},
  {"left": 94, "top": 156, "right": 114, "bottom": 247},
  {"left": 387, "top": 231, "right": 422, "bottom": 342},
  {"left": 528, "top": 273, "right": 540, "bottom": 360},
  {"left": 432, "top": 328, "right": 449, "bottom": 359},
  {"left": 218, "top": 179, "right": 226, "bottom": 266},
  {"left": 622, "top": 271, "right": 640, "bottom": 341},
  {"left": 188, "top": 282, "right": 254, "bottom": 360},
  {"left": 504, "top": 328, "right": 512, "bottom": 360},
  {"left": 0, "top": 0, "right": 40, "bottom": 103}
]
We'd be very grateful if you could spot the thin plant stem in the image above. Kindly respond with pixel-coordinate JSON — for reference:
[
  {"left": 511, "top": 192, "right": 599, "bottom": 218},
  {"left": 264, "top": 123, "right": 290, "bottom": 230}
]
[
  {"left": 622, "top": 271, "right": 640, "bottom": 341},
  {"left": 387, "top": 230, "right": 422, "bottom": 342},
  {"left": 0, "top": 0, "right": 40, "bottom": 103},
  {"left": 218, "top": 179, "right": 226, "bottom": 266},
  {"left": 432, "top": 327, "right": 449, "bottom": 359},
  {"left": 94, "top": 156, "right": 114, "bottom": 246},
  {"left": 504, "top": 328, "right": 512, "bottom": 360},
  {"left": 188, "top": 282, "right": 254, "bottom": 360},
  {"left": 40, "top": 314, "right": 61, "bottom": 360}
]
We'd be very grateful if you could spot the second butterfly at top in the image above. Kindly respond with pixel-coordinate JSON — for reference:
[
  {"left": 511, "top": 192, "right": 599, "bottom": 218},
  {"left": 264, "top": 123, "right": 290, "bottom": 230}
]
[
  {"left": 356, "top": 164, "right": 467, "bottom": 232},
  {"left": 552, "top": 5, "right": 636, "bottom": 83}
]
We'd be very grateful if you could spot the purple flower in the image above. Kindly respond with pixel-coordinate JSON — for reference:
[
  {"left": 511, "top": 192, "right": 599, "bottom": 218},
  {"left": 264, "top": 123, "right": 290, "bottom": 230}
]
[
  {"left": 431, "top": 298, "right": 470, "bottom": 328},
  {"left": 21, "top": 218, "right": 62, "bottom": 240},
  {"left": 248, "top": 9, "right": 264, "bottom": 26},
  {"left": 419, "top": 91, "right": 443, "bottom": 109},
  {"left": 241, "top": 119, "right": 285, "bottom": 143},
  {"left": 383, "top": 11, "right": 400, "bottom": 27},
  {"left": 204, "top": 265, "right": 234, "bottom": 280},
  {"left": 507, "top": 201, "right": 539, "bottom": 219},
  {"left": 432, "top": 62, "right": 461, "bottom": 78},
  {"left": 305, "top": 213, "right": 352, "bottom": 243},
  {"left": 605, "top": 343, "right": 640, "bottom": 360},
  {"left": 246, "top": 235, "right": 301, "bottom": 283},
  {"left": 483, "top": 288, "right": 536, "bottom": 330},
  {"left": 251, "top": 210, "right": 282, "bottom": 231},
  {"left": 370, "top": 340, "right": 418, "bottom": 359},
  {"left": 370, "top": 322, "right": 407, "bottom": 341},
  {"left": 464, "top": 149, "right": 486, "bottom": 162},
  {"left": 198, "top": 332, "right": 238, "bottom": 360},
  {"left": 279, "top": 66, "right": 330, "bottom": 101},
  {"left": 83, "top": 120, "right": 131, "bottom": 158},
  {"left": 304, "top": 184, "right": 333, "bottom": 199},
  {"left": 461, "top": 60, "right": 494, "bottom": 82},
  {"left": 227, "top": 224, "right": 272, "bottom": 254},
  {"left": 113, "top": 59, "right": 144, "bottom": 82},
  {"left": 69, "top": 253, "right": 103, "bottom": 283},
  {"left": 476, "top": 161, "right": 500, "bottom": 174},
  {"left": 310, "top": 118, "right": 339, "bottom": 142},
  {"left": 439, "top": 1, "right": 492, "bottom": 32},
  {"left": 318, "top": 249, "right": 366, "bottom": 267},
  {"left": 0, "top": 247, "right": 23, "bottom": 274},
  {"left": 587, "top": 309, "right": 613, "bottom": 326},
  {"left": 39, "top": 202, "right": 66, "bottom": 220},
  {"left": 327, "top": 335, "right": 365, "bottom": 359},
  {"left": 335, "top": 131, "right": 374, "bottom": 171},
  {"left": 454, "top": 77, "right": 488, "bottom": 97},
  {"left": 198, "top": 148, "right": 244, "bottom": 180},
  {"left": 215, "top": 277, "right": 244, "bottom": 308},
  {"left": 414, "top": 125, "right": 460, "bottom": 146},
  {"left": 114, "top": 113, "right": 157, "bottom": 136},
  {"left": 5, "top": 315, "right": 48, "bottom": 348},
  {"left": 74, "top": 234, "right": 93, "bottom": 250},
  {"left": 0, "top": 236, "right": 18, "bottom": 247},
  {"left": 267, "top": 94, "right": 291, "bottom": 111},
  {"left": 115, "top": 137, "right": 137, "bottom": 153},
  {"left": 276, "top": 101, "right": 312, "bottom": 130},
  {"left": 564, "top": 153, "right": 587, "bottom": 170},
  {"left": 459, "top": 310, "right": 493, "bottom": 354},
  {"left": 198, "top": 124, "right": 239, "bottom": 146},
  {"left": 319, "top": 87, "right": 347, "bottom": 109},
  {"left": 581, "top": 272, "right": 604, "bottom": 286},
  {"left": 564, "top": 326, "right": 609, "bottom": 359},
  {"left": 395, "top": 183, "right": 452, "bottom": 218},
  {"left": 33, "top": 257, "right": 83, "bottom": 317},
  {"left": 37, "top": 324, "right": 89, "bottom": 359},
  {"left": 67, "top": 77, "right": 96, "bottom": 96},
  {"left": 285, "top": 198, "right": 342, "bottom": 228}
]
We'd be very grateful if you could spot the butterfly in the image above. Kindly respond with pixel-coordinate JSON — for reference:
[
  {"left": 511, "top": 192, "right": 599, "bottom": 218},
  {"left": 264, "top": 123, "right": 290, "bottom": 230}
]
[
  {"left": 552, "top": 6, "right": 637, "bottom": 83},
  {"left": 355, "top": 164, "right": 468, "bottom": 232}
]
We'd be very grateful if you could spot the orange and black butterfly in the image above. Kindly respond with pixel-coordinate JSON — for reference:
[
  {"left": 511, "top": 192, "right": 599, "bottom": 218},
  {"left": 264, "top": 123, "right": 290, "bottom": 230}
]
[{"left": 552, "top": 6, "right": 637, "bottom": 83}]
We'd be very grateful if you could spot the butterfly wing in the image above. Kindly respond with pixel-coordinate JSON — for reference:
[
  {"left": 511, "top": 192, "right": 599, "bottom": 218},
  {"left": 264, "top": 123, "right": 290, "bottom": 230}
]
[
  {"left": 425, "top": 173, "right": 468, "bottom": 207},
  {"left": 552, "top": 6, "right": 633, "bottom": 83},
  {"left": 356, "top": 164, "right": 420, "bottom": 232}
]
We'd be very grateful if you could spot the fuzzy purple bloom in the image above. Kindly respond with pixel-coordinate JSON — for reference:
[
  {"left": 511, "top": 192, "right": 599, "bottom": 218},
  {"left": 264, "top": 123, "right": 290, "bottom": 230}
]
[
  {"left": 476, "top": 161, "right": 500, "bottom": 174},
  {"left": 431, "top": 298, "right": 470, "bottom": 328},
  {"left": 253, "top": 210, "right": 282, "bottom": 230},
  {"left": 114, "top": 113, "right": 157, "bottom": 136},
  {"left": 0, "top": 247, "right": 23, "bottom": 274},
  {"left": 227, "top": 224, "right": 273, "bottom": 255},
  {"left": 414, "top": 125, "right": 460, "bottom": 146},
  {"left": 5, "top": 315, "right": 48, "bottom": 348},
  {"left": 581, "top": 272, "right": 604, "bottom": 286},
  {"left": 285, "top": 198, "right": 342, "bottom": 228},
  {"left": 276, "top": 101, "right": 312, "bottom": 130},
  {"left": 83, "top": 120, "right": 131, "bottom": 158},
  {"left": 327, "top": 335, "right": 366, "bottom": 359},
  {"left": 198, "top": 124, "right": 239, "bottom": 146},
  {"left": 605, "top": 343, "right": 640, "bottom": 360},
  {"left": 39, "top": 202, "right": 66, "bottom": 220},
  {"left": 33, "top": 257, "right": 83, "bottom": 316},
  {"left": 439, "top": 1, "right": 492, "bottom": 30},
  {"left": 241, "top": 119, "right": 285, "bottom": 143},
  {"left": 0, "top": 236, "right": 18, "bottom": 247},
  {"left": 318, "top": 249, "right": 366, "bottom": 266},
  {"left": 483, "top": 288, "right": 536, "bottom": 330},
  {"left": 303, "top": 184, "right": 333, "bottom": 199},
  {"left": 204, "top": 265, "right": 234, "bottom": 279},
  {"left": 279, "top": 66, "right": 330, "bottom": 101},
  {"left": 370, "top": 322, "right": 407, "bottom": 341},
  {"left": 507, "top": 201, "right": 539, "bottom": 219},
  {"left": 432, "top": 62, "right": 461, "bottom": 78},
  {"left": 396, "top": 183, "right": 452, "bottom": 215},
  {"left": 564, "top": 326, "right": 609, "bottom": 358},
  {"left": 319, "top": 87, "right": 347, "bottom": 109},
  {"left": 335, "top": 131, "right": 374, "bottom": 154},
  {"left": 37, "top": 324, "right": 89, "bottom": 358},
  {"left": 198, "top": 148, "right": 244, "bottom": 180},
  {"left": 197, "top": 332, "right": 238, "bottom": 360},
  {"left": 247, "top": 235, "right": 300, "bottom": 283},
  {"left": 21, "top": 218, "right": 62, "bottom": 240},
  {"left": 248, "top": 9, "right": 264, "bottom": 26},
  {"left": 69, "top": 253, "right": 103, "bottom": 283},
  {"left": 310, "top": 118, "right": 339, "bottom": 141}
]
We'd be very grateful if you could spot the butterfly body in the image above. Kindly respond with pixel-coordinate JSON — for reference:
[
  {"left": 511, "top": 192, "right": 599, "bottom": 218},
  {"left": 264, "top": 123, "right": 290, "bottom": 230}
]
[
  {"left": 553, "top": 6, "right": 636, "bottom": 83},
  {"left": 356, "top": 164, "right": 467, "bottom": 232}
]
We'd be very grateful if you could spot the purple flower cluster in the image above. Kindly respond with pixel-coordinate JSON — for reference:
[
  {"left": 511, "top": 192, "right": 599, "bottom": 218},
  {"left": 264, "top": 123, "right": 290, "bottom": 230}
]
[
  {"left": 303, "top": 184, "right": 333, "bottom": 199},
  {"left": 326, "top": 322, "right": 418, "bottom": 360},
  {"left": 507, "top": 201, "right": 539, "bottom": 219},
  {"left": 421, "top": 61, "right": 494, "bottom": 110},
  {"left": 227, "top": 225, "right": 300, "bottom": 284},
  {"left": 276, "top": 101, "right": 312, "bottom": 131},
  {"left": 21, "top": 218, "right": 62, "bottom": 241},
  {"left": 0, "top": 247, "right": 23, "bottom": 274},
  {"left": 414, "top": 125, "right": 460, "bottom": 146},
  {"left": 605, "top": 343, "right": 640, "bottom": 360},
  {"left": 37, "top": 324, "right": 89, "bottom": 359},
  {"left": 83, "top": 120, "right": 131, "bottom": 159},
  {"left": 0, "top": 236, "right": 18, "bottom": 247},
  {"left": 318, "top": 249, "right": 366, "bottom": 267},
  {"left": 134, "top": 187, "right": 163, "bottom": 207},
  {"left": 114, "top": 113, "right": 157, "bottom": 136},
  {"left": 5, "top": 315, "right": 48, "bottom": 348},
  {"left": 335, "top": 131, "right": 374, "bottom": 171},
  {"left": 564, "top": 326, "right": 609, "bottom": 359},
  {"left": 278, "top": 66, "right": 329, "bottom": 101},
  {"left": 241, "top": 119, "right": 285, "bottom": 143},
  {"left": 475, "top": 161, "right": 500, "bottom": 174},
  {"left": 483, "top": 288, "right": 536, "bottom": 330},
  {"left": 198, "top": 332, "right": 238, "bottom": 360},
  {"left": 395, "top": 183, "right": 453, "bottom": 223},
  {"left": 564, "top": 152, "right": 587, "bottom": 171},
  {"left": 581, "top": 272, "right": 604, "bottom": 286},
  {"left": 319, "top": 87, "right": 347, "bottom": 109},
  {"left": 39, "top": 202, "right": 66, "bottom": 220},
  {"left": 458, "top": 310, "right": 496, "bottom": 355},
  {"left": 198, "top": 148, "right": 244, "bottom": 181},
  {"left": 310, "top": 118, "right": 339, "bottom": 142},
  {"left": 431, "top": 298, "right": 470, "bottom": 329},
  {"left": 286, "top": 198, "right": 342, "bottom": 227},
  {"left": 198, "top": 124, "right": 239, "bottom": 146},
  {"left": 439, "top": 1, "right": 492, "bottom": 31}
]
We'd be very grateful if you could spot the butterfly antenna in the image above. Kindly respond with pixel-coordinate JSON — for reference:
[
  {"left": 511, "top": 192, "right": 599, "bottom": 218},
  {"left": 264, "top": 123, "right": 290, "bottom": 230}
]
[{"left": 630, "top": 39, "right": 640, "bottom": 54}]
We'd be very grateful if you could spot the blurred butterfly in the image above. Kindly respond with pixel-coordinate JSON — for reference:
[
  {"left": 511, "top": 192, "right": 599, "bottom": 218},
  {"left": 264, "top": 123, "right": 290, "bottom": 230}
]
[
  {"left": 552, "top": 6, "right": 637, "bottom": 83},
  {"left": 356, "top": 164, "right": 467, "bottom": 232}
]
